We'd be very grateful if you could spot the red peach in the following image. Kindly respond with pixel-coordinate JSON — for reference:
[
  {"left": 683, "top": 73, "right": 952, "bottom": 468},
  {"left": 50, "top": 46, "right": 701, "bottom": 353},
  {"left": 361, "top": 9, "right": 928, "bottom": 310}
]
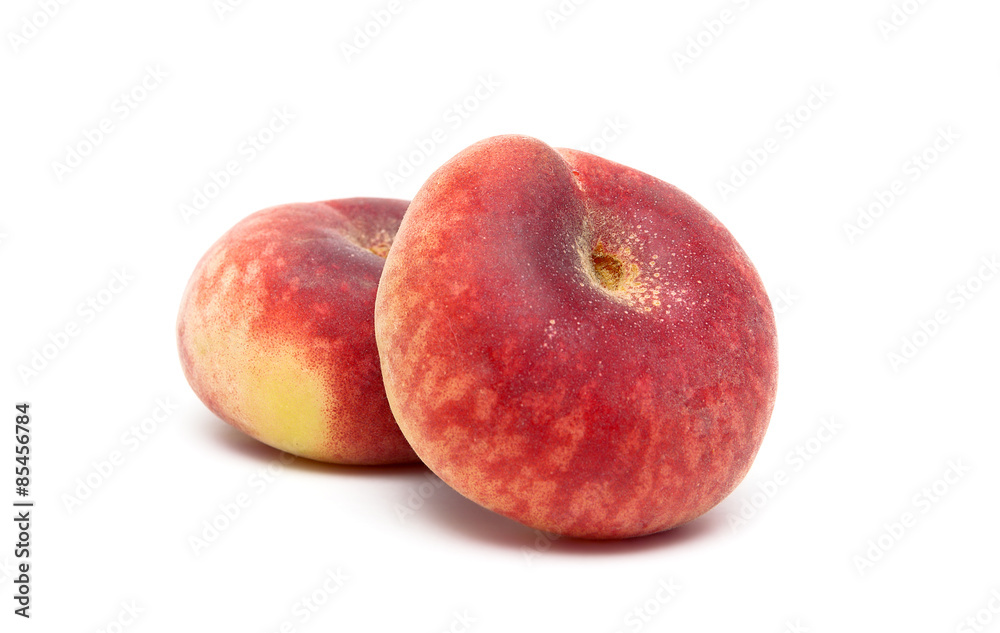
[
  {"left": 178, "top": 198, "right": 418, "bottom": 465},
  {"left": 374, "top": 136, "right": 778, "bottom": 538}
]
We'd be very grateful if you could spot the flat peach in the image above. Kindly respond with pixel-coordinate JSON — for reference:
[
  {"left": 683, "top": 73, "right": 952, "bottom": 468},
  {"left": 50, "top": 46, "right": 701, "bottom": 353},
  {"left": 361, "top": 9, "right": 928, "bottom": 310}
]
[
  {"left": 179, "top": 198, "right": 417, "bottom": 465},
  {"left": 375, "top": 136, "right": 778, "bottom": 537}
]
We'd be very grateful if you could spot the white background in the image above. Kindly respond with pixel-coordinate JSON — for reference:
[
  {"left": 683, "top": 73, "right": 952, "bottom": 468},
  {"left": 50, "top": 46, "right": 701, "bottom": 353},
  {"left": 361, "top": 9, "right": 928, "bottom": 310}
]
[{"left": 2, "top": 0, "right": 999, "bottom": 630}]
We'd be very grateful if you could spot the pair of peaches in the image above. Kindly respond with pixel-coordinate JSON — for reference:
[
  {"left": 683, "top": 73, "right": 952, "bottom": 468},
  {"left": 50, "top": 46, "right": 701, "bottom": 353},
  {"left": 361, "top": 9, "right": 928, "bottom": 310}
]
[{"left": 177, "top": 135, "right": 778, "bottom": 540}]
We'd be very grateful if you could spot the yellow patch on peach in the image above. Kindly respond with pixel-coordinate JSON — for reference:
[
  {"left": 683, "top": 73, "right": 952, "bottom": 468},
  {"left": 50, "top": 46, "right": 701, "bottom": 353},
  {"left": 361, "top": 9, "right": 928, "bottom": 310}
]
[
  {"left": 184, "top": 263, "right": 321, "bottom": 448},
  {"left": 185, "top": 302, "right": 335, "bottom": 460},
  {"left": 240, "top": 348, "right": 330, "bottom": 459}
]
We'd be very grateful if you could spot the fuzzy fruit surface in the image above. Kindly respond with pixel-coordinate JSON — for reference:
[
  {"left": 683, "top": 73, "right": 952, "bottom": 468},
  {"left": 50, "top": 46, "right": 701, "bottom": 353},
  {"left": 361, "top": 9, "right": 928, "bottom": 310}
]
[
  {"left": 178, "top": 198, "right": 418, "bottom": 465},
  {"left": 375, "top": 136, "right": 778, "bottom": 538}
]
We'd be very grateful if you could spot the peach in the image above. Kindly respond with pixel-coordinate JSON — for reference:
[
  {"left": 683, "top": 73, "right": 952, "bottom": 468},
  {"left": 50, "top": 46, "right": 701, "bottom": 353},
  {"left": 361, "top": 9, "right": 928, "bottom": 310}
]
[
  {"left": 374, "top": 136, "right": 778, "bottom": 538},
  {"left": 178, "top": 198, "right": 418, "bottom": 465}
]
